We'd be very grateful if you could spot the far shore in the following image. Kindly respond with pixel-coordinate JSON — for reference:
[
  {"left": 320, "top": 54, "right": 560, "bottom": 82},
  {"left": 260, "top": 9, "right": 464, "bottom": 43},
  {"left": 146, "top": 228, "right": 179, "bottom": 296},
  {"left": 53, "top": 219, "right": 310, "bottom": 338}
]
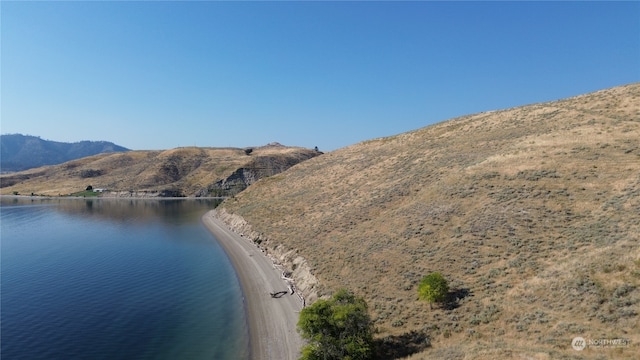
[
  {"left": 202, "top": 210, "right": 303, "bottom": 360},
  {"left": 0, "top": 194, "right": 226, "bottom": 200}
]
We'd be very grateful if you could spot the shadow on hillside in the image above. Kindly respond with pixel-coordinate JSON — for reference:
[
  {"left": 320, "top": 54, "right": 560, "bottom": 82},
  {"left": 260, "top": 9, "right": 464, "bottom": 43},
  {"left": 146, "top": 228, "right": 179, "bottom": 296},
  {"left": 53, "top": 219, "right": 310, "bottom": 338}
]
[
  {"left": 373, "top": 330, "right": 430, "bottom": 360},
  {"left": 442, "top": 288, "right": 472, "bottom": 310},
  {"left": 372, "top": 288, "right": 472, "bottom": 358}
]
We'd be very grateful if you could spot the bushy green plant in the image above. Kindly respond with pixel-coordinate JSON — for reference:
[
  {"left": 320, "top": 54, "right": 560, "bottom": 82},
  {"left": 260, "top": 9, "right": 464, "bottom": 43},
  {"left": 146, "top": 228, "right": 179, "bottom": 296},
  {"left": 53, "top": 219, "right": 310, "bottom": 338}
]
[
  {"left": 418, "top": 272, "right": 449, "bottom": 308},
  {"left": 297, "top": 289, "right": 373, "bottom": 360}
]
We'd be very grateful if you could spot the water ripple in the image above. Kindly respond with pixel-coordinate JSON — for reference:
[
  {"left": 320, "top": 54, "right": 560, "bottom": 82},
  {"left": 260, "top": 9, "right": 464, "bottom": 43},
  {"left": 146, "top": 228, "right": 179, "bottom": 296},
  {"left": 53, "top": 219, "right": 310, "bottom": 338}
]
[{"left": 1, "top": 199, "right": 248, "bottom": 360}]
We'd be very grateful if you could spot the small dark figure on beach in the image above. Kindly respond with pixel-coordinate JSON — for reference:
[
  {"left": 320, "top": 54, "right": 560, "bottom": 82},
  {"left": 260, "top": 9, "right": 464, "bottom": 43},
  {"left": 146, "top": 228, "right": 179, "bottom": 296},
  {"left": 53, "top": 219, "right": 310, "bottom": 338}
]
[{"left": 269, "top": 291, "right": 288, "bottom": 298}]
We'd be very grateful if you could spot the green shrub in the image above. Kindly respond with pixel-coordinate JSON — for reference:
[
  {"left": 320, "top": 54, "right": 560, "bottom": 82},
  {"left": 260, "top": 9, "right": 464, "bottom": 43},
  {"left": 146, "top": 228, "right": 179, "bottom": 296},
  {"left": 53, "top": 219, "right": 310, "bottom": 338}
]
[
  {"left": 418, "top": 272, "right": 449, "bottom": 308},
  {"left": 297, "top": 289, "right": 374, "bottom": 360}
]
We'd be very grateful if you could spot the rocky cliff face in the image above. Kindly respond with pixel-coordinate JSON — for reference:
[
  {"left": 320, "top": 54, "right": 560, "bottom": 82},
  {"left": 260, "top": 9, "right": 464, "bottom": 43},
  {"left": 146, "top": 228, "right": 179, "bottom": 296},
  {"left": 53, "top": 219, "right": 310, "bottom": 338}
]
[
  {"left": 196, "top": 167, "right": 257, "bottom": 197},
  {"left": 213, "top": 208, "right": 320, "bottom": 305},
  {"left": 197, "top": 151, "right": 321, "bottom": 197},
  {"left": 0, "top": 145, "right": 321, "bottom": 197}
]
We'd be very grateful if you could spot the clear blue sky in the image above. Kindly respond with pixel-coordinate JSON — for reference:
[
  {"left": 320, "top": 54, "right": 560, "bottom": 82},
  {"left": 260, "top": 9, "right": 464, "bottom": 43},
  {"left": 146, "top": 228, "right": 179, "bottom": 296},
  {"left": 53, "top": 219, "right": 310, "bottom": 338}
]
[{"left": 2, "top": 1, "right": 639, "bottom": 151}]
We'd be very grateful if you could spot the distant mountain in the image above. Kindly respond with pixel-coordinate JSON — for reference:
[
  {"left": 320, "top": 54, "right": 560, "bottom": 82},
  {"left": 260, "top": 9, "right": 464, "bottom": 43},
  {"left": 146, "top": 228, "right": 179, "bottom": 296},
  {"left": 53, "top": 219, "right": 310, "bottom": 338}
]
[
  {"left": 0, "top": 134, "right": 129, "bottom": 172},
  {"left": 0, "top": 144, "right": 321, "bottom": 197}
]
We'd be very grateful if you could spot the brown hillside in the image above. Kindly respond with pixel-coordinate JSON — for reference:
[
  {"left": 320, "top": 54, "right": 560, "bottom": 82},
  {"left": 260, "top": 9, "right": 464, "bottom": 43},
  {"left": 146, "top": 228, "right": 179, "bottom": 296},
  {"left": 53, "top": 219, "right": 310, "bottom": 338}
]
[
  {"left": 0, "top": 144, "right": 320, "bottom": 197},
  {"left": 220, "top": 83, "right": 640, "bottom": 359}
]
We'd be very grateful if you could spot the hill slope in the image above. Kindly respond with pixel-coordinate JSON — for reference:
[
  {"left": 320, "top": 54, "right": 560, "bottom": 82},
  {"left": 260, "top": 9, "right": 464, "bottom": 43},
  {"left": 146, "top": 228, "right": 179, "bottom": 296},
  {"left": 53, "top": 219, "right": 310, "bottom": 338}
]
[
  {"left": 0, "top": 143, "right": 320, "bottom": 197},
  {"left": 0, "top": 134, "right": 129, "bottom": 172},
  {"left": 218, "top": 83, "right": 640, "bottom": 359}
]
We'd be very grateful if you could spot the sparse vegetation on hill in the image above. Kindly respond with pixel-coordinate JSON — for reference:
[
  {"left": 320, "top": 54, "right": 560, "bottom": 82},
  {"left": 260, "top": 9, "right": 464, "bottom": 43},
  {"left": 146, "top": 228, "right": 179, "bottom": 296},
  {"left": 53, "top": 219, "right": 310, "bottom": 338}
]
[
  {"left": 219, "top": 83, "right": 640, "bottom": 359},
  {"left": 0, "top": 144, "right": 320, "bottom": 197}
]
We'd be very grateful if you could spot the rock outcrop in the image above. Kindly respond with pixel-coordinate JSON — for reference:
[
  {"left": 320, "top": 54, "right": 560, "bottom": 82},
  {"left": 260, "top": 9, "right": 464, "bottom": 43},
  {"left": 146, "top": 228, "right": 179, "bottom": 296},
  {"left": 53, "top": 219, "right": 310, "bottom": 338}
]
[
  {"left": 213, "top": 208, "right": 320, "bottom": 305},
  {"left": 0, "top": 144, "right": 321, "bottom": 197},
  {"left": 196, "top": 150, "right": 321, "bottom": 197}
]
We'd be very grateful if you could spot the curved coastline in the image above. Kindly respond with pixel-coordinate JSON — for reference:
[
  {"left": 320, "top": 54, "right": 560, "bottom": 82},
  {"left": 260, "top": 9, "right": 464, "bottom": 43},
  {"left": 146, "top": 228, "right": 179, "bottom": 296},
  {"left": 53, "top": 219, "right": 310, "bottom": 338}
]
[{"left": 202, "top": 210, "right": 303, "bottom": 360}]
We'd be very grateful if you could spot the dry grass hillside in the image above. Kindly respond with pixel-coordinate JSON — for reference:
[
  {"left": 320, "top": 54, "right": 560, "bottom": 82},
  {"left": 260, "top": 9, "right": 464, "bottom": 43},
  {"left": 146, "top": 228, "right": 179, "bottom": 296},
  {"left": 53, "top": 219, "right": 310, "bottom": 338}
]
[
  {"left": 220, "top": 83, "right": 640, "bottom": 359},
  {"left": 0, "top": 144, "right": 319, "bottom": 197}
]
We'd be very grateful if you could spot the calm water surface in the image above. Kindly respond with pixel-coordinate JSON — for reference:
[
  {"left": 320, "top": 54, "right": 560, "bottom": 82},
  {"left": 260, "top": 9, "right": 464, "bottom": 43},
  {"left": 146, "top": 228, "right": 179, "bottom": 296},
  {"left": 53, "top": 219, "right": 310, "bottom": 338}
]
[{"left": 1, "top": 197, "right": 249, "bottom": 360}]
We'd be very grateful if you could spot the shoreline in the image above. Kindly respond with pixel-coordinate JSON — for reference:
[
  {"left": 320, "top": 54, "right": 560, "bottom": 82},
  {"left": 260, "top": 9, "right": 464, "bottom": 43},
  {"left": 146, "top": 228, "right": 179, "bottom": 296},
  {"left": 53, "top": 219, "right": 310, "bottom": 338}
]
[
  {"left": 201, "top": 210, "right": 303, "bottom": 360},
  {"left": 0, "top": 194, "right": 226, "bottom": 200}
]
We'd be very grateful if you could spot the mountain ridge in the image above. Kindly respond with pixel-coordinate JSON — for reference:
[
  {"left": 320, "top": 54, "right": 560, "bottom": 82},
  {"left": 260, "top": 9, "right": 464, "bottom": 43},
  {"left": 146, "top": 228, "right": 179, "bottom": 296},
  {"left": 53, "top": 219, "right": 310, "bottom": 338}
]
[
  {"left": 0, "top": 134, "right": 129, "bottom": 172},
  {"left": 0, "top": 143, "right": 321, "bottom": 197}
]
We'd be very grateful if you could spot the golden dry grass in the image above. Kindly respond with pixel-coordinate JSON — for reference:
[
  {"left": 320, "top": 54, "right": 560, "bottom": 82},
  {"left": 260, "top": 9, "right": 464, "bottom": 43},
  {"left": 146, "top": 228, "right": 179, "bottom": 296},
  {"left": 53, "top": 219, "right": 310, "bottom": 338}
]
[
  {"left": 220, "top": 83, "right": 640, "bottom": 359},
  {"left": 0, "top": 144, "right": 319, "bottom": 197}
]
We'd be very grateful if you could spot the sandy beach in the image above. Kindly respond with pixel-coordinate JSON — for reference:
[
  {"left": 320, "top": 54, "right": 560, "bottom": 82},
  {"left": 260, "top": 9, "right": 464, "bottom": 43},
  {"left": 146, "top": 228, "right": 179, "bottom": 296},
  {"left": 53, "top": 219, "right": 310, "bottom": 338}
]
[{"left": 202, "top": 210, "right": 303, "bottom": 360}]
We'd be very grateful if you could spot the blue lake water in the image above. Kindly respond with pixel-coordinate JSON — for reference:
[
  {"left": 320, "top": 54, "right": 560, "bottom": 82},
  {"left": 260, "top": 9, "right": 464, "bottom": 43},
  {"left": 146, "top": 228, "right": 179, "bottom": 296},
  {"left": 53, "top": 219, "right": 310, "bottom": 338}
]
[{"left": 1, "top": 197, "right": 249, "bottom": 360}]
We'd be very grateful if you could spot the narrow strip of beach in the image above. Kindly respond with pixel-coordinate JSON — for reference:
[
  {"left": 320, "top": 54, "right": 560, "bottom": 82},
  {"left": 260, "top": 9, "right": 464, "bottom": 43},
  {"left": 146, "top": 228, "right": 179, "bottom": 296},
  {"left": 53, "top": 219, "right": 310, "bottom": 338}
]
[{"left": 202, "top": 210, "right": 303, "bottom": 360}]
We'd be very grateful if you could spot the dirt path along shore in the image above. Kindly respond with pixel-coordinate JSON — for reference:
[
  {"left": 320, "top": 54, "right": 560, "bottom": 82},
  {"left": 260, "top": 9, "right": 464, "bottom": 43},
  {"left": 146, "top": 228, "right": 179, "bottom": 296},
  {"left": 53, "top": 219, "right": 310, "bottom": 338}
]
[{"left": 202, "top": 210, "right": 303, "bottom": 360}]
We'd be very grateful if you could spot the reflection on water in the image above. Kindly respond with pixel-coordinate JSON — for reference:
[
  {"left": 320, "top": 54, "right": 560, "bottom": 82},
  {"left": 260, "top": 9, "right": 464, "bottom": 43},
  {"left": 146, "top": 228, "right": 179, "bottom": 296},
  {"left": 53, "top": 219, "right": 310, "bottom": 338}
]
[
  {"left": 0, "top": 197, "right": 248, "bottom": 360},
  {"left": 1, "top": 197, "right": 222, "bottom": 224}
]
